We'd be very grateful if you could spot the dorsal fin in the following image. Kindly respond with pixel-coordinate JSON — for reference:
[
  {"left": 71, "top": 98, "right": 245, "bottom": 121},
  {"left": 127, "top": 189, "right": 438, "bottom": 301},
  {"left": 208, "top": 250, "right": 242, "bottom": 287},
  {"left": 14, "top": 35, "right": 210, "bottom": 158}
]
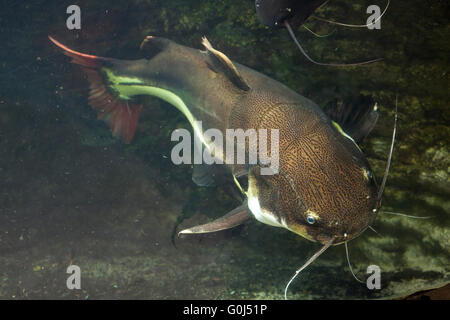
[
  {"left": 323, "top": 95, "right": 379, "bottom": 143},
  {"left": 201, "top": 37, "right": 250, "bottom": 91},
  {"left": 139, "top": 35, "right": 170, "bottom": 59}
]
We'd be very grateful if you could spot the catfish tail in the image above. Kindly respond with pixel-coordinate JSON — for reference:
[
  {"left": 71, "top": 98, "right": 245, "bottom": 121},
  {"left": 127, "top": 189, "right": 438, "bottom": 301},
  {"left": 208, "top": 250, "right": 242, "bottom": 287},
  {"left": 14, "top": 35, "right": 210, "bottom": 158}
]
[{"left": 49, "top": 36, "right": 142, "bottom": 143}]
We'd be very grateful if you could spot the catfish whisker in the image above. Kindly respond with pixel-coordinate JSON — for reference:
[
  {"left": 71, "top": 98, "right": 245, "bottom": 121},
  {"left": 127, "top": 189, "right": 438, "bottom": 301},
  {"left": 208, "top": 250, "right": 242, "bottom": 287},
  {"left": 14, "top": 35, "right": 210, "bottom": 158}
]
[
  {"left": 302, "top": 25, "right": 336, "bottom": 38},
  {"left": 284, "top": 237, "right": 334, "bottom": 300},
  {"left": 368, "top": 225, "right": 382, "bottom": 237},
  {"left": 311, "top": 0, "right": 390, "bottom": 28},
  {"left": 284, "top": 20, "right": 382, "bottom": 66},
  {"left": 316, "top": 0, "right": 331, "bottom": 11},
  {"left": 376, "top": 94, "right": 398, "bottom": 204},
  {"left": 345, "top": 241, "right": 364, "bottom": 283},
  {"left": 381, "top": 211, "right": 432, "bottom": 219}
]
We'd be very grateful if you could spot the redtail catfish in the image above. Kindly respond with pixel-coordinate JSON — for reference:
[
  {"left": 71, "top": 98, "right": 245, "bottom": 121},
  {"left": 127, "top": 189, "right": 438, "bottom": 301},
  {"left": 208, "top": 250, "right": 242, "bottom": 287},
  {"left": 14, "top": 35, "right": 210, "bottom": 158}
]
[{"left": 49, "top": 35, "right": 395, "bottom": 297}]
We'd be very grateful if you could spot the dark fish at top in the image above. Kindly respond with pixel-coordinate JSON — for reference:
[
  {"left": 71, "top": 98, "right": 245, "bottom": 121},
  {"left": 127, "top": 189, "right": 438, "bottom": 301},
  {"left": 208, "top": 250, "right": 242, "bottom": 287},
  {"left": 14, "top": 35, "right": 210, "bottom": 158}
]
[
  {"left": 255, "top": 0, "right": 328, "bottom": 28},
  {"left": 254, "top": 0, "right": 387, "bottom": 66}
]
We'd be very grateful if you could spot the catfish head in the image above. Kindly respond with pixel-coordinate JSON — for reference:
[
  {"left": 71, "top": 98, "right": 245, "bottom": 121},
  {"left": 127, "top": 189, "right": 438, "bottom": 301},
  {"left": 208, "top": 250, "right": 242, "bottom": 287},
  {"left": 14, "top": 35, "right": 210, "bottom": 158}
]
[{"left": 246, "top": 121, "right": 379, "bottom": 246}]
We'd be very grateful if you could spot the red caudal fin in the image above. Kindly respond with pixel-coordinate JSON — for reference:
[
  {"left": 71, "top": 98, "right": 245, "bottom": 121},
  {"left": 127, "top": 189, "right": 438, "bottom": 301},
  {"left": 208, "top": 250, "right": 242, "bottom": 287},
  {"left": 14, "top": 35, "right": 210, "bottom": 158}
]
[
  {"left": 49, "top": 36, "right": 143, "bottom": 143},
  {"left": 84, "top": 68, "right": 143, "bottom": 143}
]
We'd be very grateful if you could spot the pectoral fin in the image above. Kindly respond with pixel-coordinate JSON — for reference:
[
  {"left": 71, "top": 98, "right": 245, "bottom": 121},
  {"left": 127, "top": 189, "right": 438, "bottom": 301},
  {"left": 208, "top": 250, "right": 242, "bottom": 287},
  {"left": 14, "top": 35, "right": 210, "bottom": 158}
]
[
  {"left": 202, "top": 37, "right": 250, "bottom": 91},
  {"left": 192, "top": 163, "right": 234, "bottom": 187},
  {"left": 178, "top": 202, "right": 250, "bottom": 235}
]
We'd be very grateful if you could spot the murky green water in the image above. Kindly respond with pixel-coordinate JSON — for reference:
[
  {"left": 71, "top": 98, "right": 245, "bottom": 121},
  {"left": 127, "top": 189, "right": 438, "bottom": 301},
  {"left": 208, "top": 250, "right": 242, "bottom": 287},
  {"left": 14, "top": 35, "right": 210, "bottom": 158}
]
[{"left": 0, "top": 0, "right": 448, "bottom": 299}]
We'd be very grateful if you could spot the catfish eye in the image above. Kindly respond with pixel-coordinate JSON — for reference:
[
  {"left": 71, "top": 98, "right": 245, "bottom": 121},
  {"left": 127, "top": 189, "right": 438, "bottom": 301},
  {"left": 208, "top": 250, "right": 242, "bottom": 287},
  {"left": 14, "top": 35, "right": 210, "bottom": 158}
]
[{"left": 306, "top": 215, "right": 316, "bottom": 225}]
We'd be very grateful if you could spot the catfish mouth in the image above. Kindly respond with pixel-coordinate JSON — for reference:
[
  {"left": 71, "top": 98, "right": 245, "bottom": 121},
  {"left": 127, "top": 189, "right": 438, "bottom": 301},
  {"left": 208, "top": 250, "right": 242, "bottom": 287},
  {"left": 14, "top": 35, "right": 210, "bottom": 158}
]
[
  {"left": 328, "top": 231, "right": 363, "bottom": 245},
  {"left": 314, "top": 223, "right": 373, "bottom": 245}
]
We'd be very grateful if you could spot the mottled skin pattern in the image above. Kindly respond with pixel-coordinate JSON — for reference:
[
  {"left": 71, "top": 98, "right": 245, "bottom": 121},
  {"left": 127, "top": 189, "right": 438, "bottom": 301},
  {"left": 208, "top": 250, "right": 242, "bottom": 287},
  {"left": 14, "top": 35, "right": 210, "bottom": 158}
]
[{"left": 104, "top": 37, "right": 379, "bottom": 244}]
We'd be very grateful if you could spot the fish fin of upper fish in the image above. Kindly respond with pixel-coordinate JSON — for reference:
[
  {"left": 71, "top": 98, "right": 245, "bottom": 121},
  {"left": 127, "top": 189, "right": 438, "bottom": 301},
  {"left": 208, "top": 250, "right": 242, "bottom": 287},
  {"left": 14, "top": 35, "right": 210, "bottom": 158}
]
[
  {"left": 232, "top": 164, "right": 250, "bottom": 178},
  {"left": 201, "top": 36, "right": 250, "bottom": 91},
  {"left": 192, "top": 136, "right": 232, "bottom": 187},
  {"left": 48, "top": 36, "right": 143, "bottom": 143},
  {"left": 192, "top": 164, "right": 216, "bottom": 187},
  {"left": 323, "top": 95, "right": 379, "bottom": 143},
  {"left": 178, "top": 202, "right": 250, "bottom": 235},
  {"left": 192, "top": 163, "right": 232, "bottom": 187}
]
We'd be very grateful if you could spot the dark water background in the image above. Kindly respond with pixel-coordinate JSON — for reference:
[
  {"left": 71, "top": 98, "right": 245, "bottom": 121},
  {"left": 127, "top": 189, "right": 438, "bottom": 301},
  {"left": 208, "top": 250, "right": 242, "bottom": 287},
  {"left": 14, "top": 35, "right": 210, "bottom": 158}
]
[{"left": 0, "top": 0, "right": 448, "bottom": 299}]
